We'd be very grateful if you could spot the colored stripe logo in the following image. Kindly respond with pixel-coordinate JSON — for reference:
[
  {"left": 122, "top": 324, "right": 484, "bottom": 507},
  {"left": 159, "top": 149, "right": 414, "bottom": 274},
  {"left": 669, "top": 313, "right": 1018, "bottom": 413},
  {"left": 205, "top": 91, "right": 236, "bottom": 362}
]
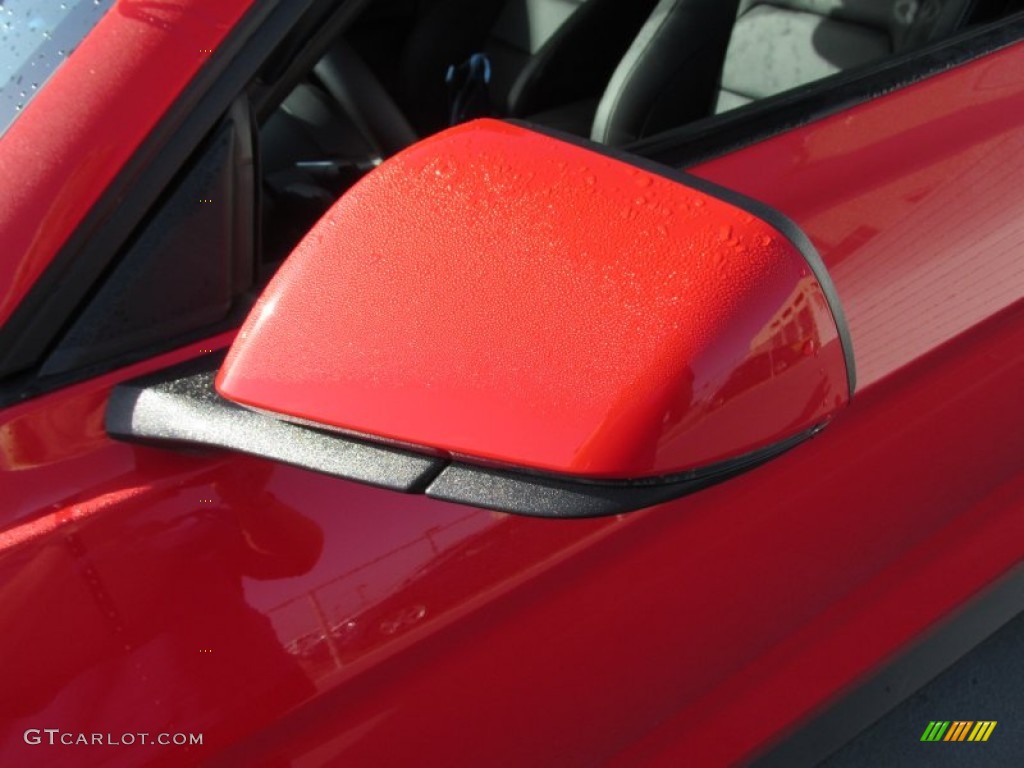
[{"left": 920, "top": 721, "right": 997, "bottom": 742}]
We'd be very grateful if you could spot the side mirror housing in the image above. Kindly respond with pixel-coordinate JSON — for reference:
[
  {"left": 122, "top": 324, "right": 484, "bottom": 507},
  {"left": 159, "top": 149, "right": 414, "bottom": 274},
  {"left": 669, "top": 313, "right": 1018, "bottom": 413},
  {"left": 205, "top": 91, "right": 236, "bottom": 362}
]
[{"left": 215, "top": 120, "right": 853, "bottom": 512}]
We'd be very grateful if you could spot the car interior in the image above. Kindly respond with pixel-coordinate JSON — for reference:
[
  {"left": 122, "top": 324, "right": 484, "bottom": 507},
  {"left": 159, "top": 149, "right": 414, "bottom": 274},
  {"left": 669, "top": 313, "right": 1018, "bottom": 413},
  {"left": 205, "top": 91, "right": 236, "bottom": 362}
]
[{"left": 256, "top": 0, "right": 1014, "bottom": 262}]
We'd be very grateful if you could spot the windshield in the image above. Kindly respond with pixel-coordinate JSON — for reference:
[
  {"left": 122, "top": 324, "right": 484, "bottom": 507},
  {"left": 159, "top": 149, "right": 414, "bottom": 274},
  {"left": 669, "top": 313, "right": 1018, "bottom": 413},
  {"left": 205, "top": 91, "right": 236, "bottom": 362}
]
[{"left": 0, "top": 0, "right": 115, "bottom": 137}]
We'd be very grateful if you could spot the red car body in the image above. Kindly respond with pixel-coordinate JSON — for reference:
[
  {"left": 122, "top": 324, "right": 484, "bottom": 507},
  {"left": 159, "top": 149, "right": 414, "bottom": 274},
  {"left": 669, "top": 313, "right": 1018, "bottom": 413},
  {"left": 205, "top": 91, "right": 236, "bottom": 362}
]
[{"left": 1, "top": 1, "right": 1023, "bottom": 766}]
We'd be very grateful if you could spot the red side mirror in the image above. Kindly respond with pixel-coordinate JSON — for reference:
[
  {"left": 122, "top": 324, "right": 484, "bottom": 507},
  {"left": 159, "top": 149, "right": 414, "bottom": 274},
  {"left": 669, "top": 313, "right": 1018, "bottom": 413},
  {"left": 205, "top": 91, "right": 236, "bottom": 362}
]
[{"left": 216, "top": 119, "right": 852, "bottom": 510}]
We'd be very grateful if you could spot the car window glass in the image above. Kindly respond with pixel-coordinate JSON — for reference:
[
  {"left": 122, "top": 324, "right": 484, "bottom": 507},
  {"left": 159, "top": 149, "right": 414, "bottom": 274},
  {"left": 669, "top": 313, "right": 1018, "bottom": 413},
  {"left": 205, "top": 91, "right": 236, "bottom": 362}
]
[{"left": 0, "top": 0, "right": 114, "bottom": 137}]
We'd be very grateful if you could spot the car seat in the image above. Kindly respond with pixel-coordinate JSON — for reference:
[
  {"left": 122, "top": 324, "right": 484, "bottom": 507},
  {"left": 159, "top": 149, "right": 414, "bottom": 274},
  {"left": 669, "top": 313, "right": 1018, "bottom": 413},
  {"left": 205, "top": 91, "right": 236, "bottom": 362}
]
[
  {"left": 398, "top": 0, "right": 661, "bottom": 135},
  {"left": 591, "top": 0, "right": 978, "bottom": 146}
]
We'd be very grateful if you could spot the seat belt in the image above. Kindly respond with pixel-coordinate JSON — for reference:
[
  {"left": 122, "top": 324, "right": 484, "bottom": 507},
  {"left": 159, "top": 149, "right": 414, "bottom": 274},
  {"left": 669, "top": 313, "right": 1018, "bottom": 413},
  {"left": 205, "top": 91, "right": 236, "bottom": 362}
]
[{"left": 445, "top": 53, "right": 493, "bottom": 125}]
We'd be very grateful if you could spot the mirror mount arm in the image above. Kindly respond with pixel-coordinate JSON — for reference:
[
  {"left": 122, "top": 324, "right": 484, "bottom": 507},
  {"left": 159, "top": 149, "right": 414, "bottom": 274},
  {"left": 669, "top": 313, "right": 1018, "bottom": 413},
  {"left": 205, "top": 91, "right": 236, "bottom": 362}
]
[{"left": 106, "top": 354, "right": 825, "bottom": 518}]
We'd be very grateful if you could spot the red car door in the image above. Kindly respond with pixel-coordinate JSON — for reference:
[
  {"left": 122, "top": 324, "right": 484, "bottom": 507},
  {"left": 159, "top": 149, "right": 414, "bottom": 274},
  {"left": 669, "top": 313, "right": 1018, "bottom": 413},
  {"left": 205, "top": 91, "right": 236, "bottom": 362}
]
[{"left": 1, "top": 4, "right": 1023, "bottom": 767}]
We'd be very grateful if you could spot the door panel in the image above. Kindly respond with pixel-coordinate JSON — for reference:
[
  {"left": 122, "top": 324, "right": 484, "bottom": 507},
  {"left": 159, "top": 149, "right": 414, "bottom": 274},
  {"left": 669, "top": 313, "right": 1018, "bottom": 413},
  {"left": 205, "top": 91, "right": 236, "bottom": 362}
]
[{"left": 2, "top": 302, "right": 1023, "bottom": 766}]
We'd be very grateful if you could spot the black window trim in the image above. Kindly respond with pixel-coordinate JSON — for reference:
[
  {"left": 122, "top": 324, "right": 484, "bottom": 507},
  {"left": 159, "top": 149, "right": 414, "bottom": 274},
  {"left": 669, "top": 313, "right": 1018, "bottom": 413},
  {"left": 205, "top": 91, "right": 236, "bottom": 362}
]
[{"left": 633, "top": 10, "right": 1024, "bottom": 168}]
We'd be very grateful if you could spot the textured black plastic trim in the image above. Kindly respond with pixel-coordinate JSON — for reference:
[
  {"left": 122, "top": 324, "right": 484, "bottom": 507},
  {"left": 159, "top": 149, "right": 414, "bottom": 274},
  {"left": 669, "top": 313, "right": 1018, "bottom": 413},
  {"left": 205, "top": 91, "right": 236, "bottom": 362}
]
[
  {"left": 425, "top": 426, "right": 818, "bottom": 518},
  {"left": 750, "top": 563, "right": 1024, "bottom": 768},
  {"left": 39, "top": 98, "right": 256, "bottom": 377},
  {"left": 106, "top": 354, "right": 443, "bottom": 493},
  {"left": 512, "top": 120, "right": 857, "bottom": 396},
  {"left": 106, "top": 356, "right": 823, "bottom": 517}
]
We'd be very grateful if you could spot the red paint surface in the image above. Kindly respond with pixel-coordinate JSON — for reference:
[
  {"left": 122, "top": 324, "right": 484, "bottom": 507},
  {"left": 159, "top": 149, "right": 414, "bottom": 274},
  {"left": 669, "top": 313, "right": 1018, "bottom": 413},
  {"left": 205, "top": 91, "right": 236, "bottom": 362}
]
[
  {"left": 218, "top": 120, "right": 848, "bottom": 478},
  {"left": 0, "top": 0, "right": 256, "bottom": 328},
  {"left": 0, "top": 33, "right": 1023, "bottom": 768},
  {"left": 692, "top": 42, "right": 1024, "bottom": 390}
]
